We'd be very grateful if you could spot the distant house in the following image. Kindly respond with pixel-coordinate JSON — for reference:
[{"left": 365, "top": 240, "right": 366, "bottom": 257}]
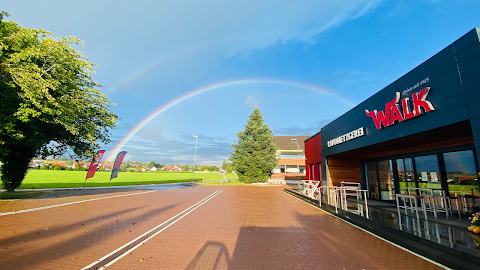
[
  {"left": 51, "top": 162, "right": 67, "bottom": 167},
  {"left": 171, "top": 165, "right": 181, "bottom": 171},
  {"left": 150, "top": 167, "right": 158, "bottom": 171},
  {"left": 270, "top": 136, "right": 309, "bottom": 180},
  {"left": 29, "top": 160, "right": 43, "bottom": 167}
]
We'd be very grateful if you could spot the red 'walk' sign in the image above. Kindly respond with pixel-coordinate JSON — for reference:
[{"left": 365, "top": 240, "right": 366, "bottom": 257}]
[{"left": 365, "top": 87, "right": 434, "bottom": 130}]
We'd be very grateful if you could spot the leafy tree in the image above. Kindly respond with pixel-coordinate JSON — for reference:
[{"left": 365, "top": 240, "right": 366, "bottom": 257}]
[
  {"left": 148, "top": 161, "right": 156, "bottom": 168},
  {"left": 209, "top": 166, "right": 219, "bottom": 172},
  {"left": 229, "top": 108, "right": 278, "bottom": 183},
  {"left": 0, "top": 13, "right": 118, "bottom": 191},
  {"left": 182, "top": 164, "right": 190, "bottom": 171},
  {"left": 221, "top": 160, "right": 233, "bottom": 172}
]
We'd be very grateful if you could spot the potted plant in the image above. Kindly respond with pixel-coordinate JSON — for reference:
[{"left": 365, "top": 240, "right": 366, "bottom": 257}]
[{"left": 468, "top": 206, "right": 480, "bottom": 234}]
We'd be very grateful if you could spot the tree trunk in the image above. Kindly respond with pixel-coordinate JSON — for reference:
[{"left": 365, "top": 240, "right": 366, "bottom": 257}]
[{"left": 1, "top": 145, "right": 36, "bottom": 192}]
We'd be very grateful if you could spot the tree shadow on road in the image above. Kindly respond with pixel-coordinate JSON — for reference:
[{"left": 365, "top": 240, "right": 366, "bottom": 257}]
[{"left": 0, "top": 203, "right": 180, "bottom": 269}]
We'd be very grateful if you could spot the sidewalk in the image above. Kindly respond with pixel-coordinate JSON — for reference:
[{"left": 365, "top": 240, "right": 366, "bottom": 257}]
[
  {"left": 284, "top": 187, "right": 480, "bottom": 269},
  {"left": 0, "top": 182, "right": 191, "bottom": 193}
]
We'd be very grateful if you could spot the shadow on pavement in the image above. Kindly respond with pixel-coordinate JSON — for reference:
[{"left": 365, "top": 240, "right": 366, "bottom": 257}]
[
  {"left": 185, "top": 242, "right": 230, "bottom": 270},
  {"left": 1, "top": 203, "right": 179, "bottom": 269}
]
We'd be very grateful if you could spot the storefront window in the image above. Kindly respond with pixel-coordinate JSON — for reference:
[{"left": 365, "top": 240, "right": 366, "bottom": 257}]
[
  {"left": 378, "top": 160, "right": 395, "bottom": 200},
  {"left": 366, "top": 162, "right": 379, "bottom": 199},
  {"left": 414, "top": 155, "right": 442, "bottom": 193},
  {"left": 397, "top": 158, "right": 415, "bottom": 194},
  {"left": 444, "top": 150, "right": 479, "bottom": 197}
]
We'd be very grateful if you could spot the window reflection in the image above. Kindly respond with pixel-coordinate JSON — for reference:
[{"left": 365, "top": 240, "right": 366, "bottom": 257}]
[
  {"left": 366, "top": 162, "right": 379, "bottom": 199},
  {"left": 444, "top": 150, "right": 478, "bottom": 197},
  {"left": 414, "top": 155, "right": 442, "bottom": 193},
  {"left": 397, "top": 158, "right": 415, "bottom": 194},
  {"left": 378, "top": 160, "right": 394, "bottom": 200}
]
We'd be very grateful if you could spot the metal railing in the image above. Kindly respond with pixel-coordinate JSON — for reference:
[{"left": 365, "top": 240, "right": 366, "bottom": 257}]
[{"left": 297, "top": 181, "right": 369, "bottom": 219}]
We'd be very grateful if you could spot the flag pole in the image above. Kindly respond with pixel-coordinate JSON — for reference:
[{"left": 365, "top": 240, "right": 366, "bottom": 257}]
[{"left": 83, "top": 175, "right": 88, "bottom": 190}]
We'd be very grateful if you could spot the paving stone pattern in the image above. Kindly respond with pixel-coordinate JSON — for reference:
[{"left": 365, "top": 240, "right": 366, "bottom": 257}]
[{"left": 0, "top": 186, "right": 441, "bottom": 269}]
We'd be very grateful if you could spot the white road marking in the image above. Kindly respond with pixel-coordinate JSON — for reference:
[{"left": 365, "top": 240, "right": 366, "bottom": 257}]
[
  {"left": 81, "top": 190, "right": 222, "bottom": 270},
  {"left": 284, "top": 191, "right": 452, "bottom": 270},
  {"left": 0, "top": 190, "right": 157, "bottom": 216}
]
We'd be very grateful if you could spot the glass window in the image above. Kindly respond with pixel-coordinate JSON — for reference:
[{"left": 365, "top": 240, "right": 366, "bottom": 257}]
[
  {"left": 397, "top": 158, "right": 415, "bottom": 194},
  {"left": 366, "top": 162, "right": 379, "bottom": 199},
  {"left": 444, "top": 150, "right": 478, "bottom": 197},
  {"left": 414, "top": 155, "right": 442, "bottom": 193},
  {"left": 378, "top": 160, "right": 395, "bottom": 200}
]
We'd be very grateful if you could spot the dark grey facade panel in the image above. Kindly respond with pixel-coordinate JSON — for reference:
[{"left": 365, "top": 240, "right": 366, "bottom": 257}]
[
  {"left": 428, "top": 80, "right": 463, "bottom": 103},
  {"left": 461, "top": 69, "right": 480, "bottom": 91},
  {"left": 468, "top": 101, "right": 480, "bottom": 118},
  {"left": 322, "top": 53, "right": 459, "bottom": 138},
  {"left": 321, "top": 46, "right": 457, "bottom": 135},
  {"left": 474, "top": 130, "right": 480, "bottom": 147},
  {"left": 324, "top": 106, "right": 471, "bottom": 156},
  {"left": 455, "top": 42, "right": 480, "bottom": 65},
  {"left": 470, "top": 116, "right": 480, "bottom": 134},
  {"left": 465, "top": 85, "right": 480, "bottom": 104},
  {"left": 452, "top": 27, "right": 480, "bottom": 53},
  {"left": 321, "top": 28, "right": 480, "bottom": 156},
  {"left": 322, "top": 68, "right": 462, "bottom": 140},
  {"left": 458, "top": 54, "right": 480, "bottom": 78}
]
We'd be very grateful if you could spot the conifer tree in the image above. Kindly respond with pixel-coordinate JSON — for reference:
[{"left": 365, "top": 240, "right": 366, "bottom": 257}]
[{"left": 229, "top": 108, "right": 278, "bottom": 183}]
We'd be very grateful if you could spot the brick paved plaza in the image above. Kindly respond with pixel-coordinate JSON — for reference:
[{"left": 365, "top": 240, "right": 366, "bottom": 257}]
[{"left": 0, "top": 186, "right": 443, "bottom": 269}]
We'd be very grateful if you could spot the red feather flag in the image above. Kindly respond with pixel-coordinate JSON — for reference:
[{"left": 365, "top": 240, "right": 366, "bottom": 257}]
[
  {"left": 82, "top": 150, "right": 105, "bottom": 189},
  {"left": 86, "top": 150, "right": 106, "bottom": 179}
]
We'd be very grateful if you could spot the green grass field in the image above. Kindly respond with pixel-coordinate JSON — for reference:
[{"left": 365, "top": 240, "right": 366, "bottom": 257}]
[{"left": 1, "top": 170, "right": 237, "bottom": 189}]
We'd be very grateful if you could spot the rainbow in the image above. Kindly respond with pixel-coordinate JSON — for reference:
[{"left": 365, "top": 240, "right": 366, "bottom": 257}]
[{"left": 105, "top": 79, "right": 356, "bottom": 162}]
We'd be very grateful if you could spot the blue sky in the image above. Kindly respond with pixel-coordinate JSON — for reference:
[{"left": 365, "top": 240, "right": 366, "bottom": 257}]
[{"left": 4, "top": 0, "right": 480, "bottom": 165}]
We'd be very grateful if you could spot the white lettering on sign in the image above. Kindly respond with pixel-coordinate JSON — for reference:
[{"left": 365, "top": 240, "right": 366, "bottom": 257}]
[
  {"left": 402, "top": 77, "right": 429, "bottom": 95},
  {"left": 327, "top": 127, "right": 365, "bottom": 147}
]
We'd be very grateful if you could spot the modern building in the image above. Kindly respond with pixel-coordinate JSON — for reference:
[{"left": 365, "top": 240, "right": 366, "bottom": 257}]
[
  {"left": 305, "top": 28, "right": 480, "bottom": 208},
  {"left": 271, "top": 136, "right": 309, "bottom": 180}
]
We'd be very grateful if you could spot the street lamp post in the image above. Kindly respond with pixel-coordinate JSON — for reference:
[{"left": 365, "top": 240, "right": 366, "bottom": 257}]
[{"left": 193, "top": 135, "right": 198, "bottom": 182}]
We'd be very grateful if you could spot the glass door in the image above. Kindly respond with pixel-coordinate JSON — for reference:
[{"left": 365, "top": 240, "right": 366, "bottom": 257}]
[
  {"left": 414, "top": 155, "right": 442, "bottom": 195},
  {"left": 366, "top": 162, "right": 379, "bottom": 199},
  {"left": 310, "top": 164, "right": 314, "bottom": 180},
  {"left": 317, "top": 163, "right": 323, "bottom": 186},
  {"left": 396, "top": 158, "right": 415, "bottom": 194},
  {"left": 378, "top": 160, "right": 395, "bottom": 200}
]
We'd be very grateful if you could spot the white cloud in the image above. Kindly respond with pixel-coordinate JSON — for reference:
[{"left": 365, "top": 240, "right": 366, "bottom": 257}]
[
  {"left": 244, "top": 95, "right": 260, "bottom": 108},
  {"left": 89, "top": 0, "right": 384, "bottom": 92}
]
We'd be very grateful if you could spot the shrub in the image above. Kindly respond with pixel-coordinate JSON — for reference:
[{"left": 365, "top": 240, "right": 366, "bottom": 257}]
[{"left": 52, "top": 165, "right": 65, "bottom": 170}]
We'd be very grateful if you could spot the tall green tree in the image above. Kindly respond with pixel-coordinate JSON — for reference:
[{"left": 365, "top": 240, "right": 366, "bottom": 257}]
[
  {"left": 148, "top": 161, "right": 156, "bottom": 168},
  {"left": 0, "top": 13, "right": 118, "bottom": 191},
  {"left": 229, "top": 108, "right": 278, "bottom": 183}
]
